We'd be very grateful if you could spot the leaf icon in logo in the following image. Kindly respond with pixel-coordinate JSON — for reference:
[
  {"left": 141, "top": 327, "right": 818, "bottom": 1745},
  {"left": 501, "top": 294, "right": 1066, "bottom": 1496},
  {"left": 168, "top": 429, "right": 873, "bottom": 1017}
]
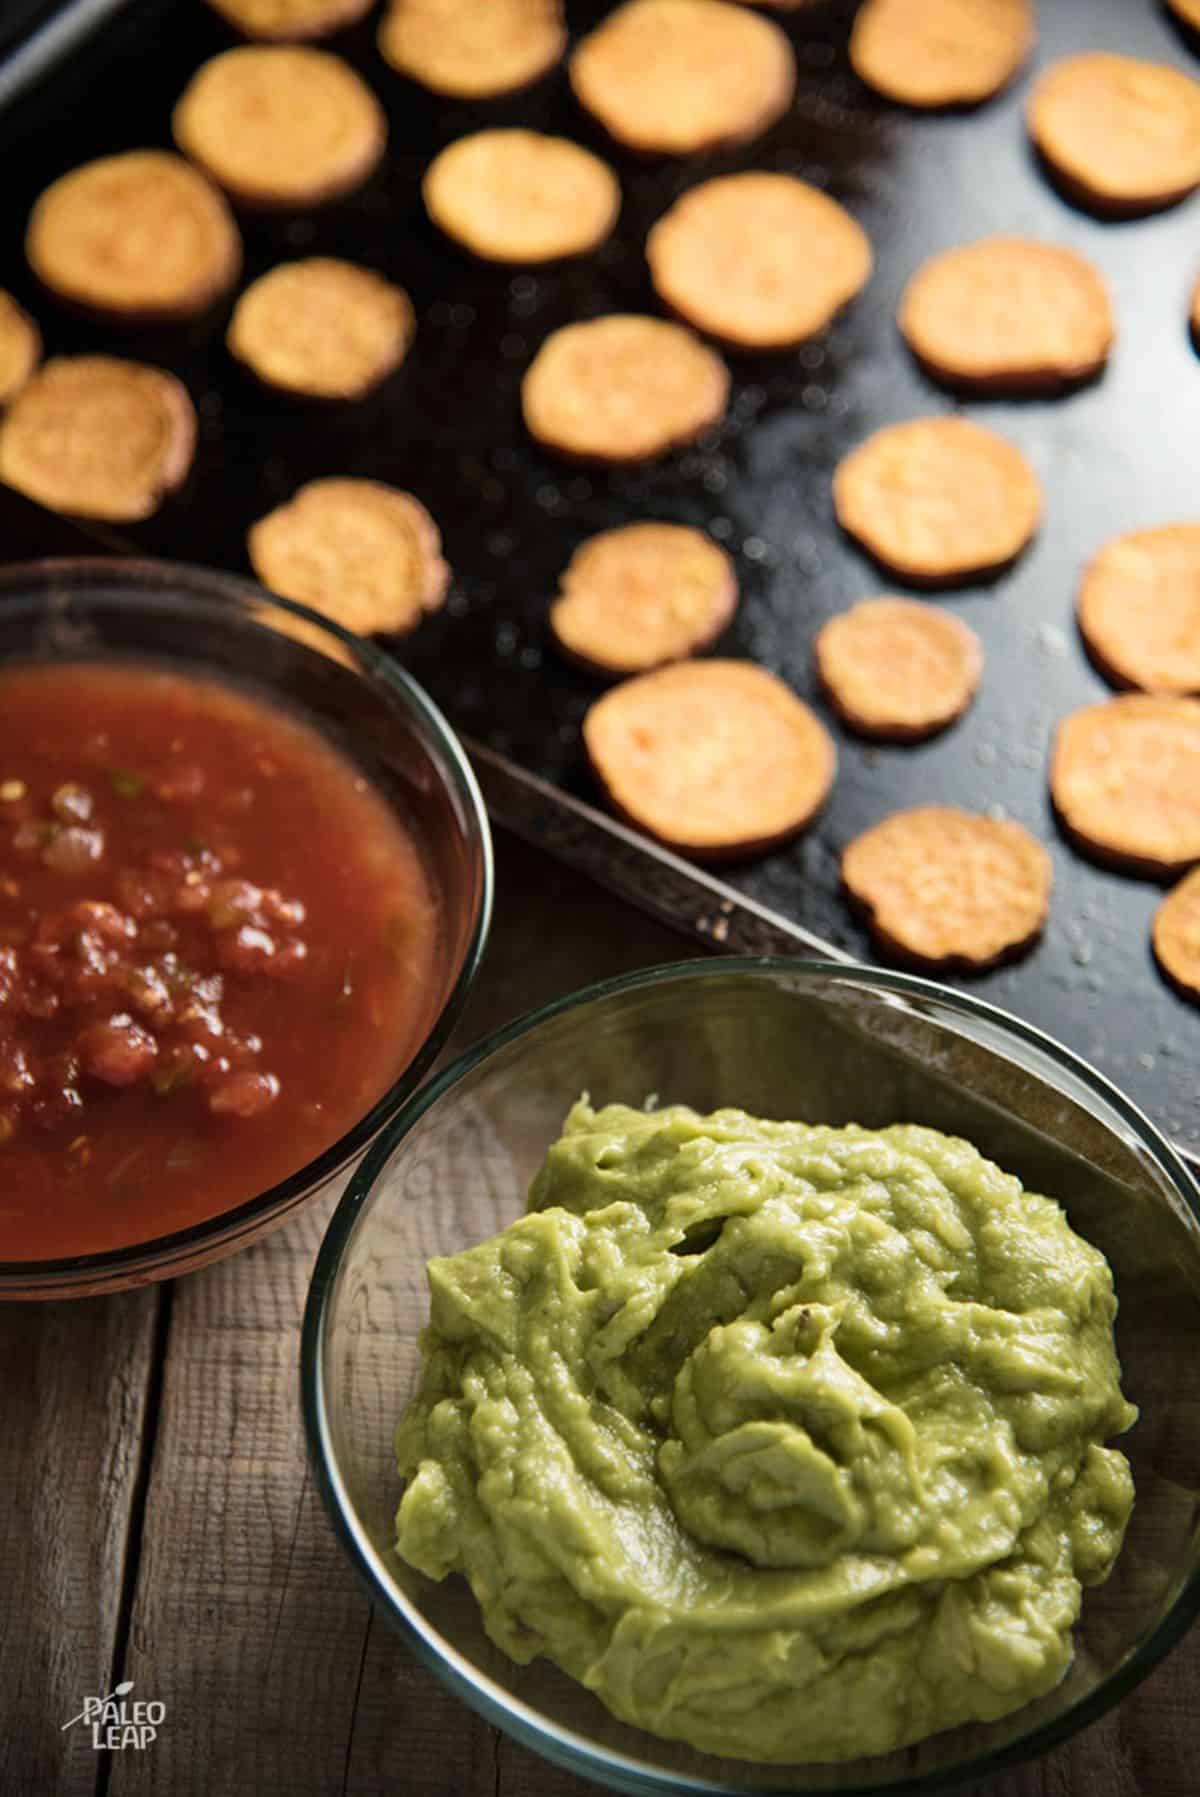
[{"left": 61, "top": 1680, "right": 135, "bottom": 1728}]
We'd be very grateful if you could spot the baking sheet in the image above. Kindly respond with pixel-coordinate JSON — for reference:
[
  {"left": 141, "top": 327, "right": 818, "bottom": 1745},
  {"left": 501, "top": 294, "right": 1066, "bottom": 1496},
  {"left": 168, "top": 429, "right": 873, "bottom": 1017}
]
[{"left": 0, "top": 0, "right": 1197, "bottom": 1143}]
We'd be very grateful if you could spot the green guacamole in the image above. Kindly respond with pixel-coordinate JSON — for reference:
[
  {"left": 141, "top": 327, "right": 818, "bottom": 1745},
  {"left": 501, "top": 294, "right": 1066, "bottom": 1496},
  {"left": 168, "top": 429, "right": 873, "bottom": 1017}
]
[{"left": 394, "top": 1103, "right": 1136, "bottom": 1763}]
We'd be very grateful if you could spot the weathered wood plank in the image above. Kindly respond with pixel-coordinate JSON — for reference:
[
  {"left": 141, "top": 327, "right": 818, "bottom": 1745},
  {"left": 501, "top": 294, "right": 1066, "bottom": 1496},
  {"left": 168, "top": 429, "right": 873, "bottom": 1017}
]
[
  {"left": 975, "top": 1644, "right": 1199, "bottom": 1797},
  {"left": 339, "top": 1633, "right": 600, "bottom": 1797},
  {"left": 0, "top": 1287, "right": 160, "bottom": 1797},
  {"left": 107, "top": 1190, "right": 370, "bottom": 1797},
  {"left": 330, "top": 1622, "right": 509, "bottom": 1797}
]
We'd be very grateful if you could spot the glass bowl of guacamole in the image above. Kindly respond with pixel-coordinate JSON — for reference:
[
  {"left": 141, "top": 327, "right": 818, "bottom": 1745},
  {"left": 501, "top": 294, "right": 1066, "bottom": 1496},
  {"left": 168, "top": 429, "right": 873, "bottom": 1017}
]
[{"left": 302, "top": 960, "right": 1200, "bottom": 1794}]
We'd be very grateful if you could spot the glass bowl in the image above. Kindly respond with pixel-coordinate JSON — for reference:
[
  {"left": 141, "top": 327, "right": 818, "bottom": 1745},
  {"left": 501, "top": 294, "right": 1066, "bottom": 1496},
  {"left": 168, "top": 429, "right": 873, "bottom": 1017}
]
[
  {"left": 0, "top": 557, "right": 492, "bottom": 1299},
  {"left": 303, "top": 958, "right": 1200, "bottom": 1796}
]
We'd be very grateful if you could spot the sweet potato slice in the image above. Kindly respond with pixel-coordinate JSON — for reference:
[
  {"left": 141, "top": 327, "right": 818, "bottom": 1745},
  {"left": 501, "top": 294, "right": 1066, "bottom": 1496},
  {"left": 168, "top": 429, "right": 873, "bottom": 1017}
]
[
  {"left": 249, "top": 478, "right": 448, "bottom": 635},
  {"left": 833, "top": 417, "right": 1040, "bottom": 586},
  {"left": 26, "top": 151, "right": 240, "bottom": 323},
  {"left": 843, "top": 806, "right": 1051, "bottom": 969},
  {"left": 0, "top": 355, "right": 195, "bottom": 522},
  {"left": 1027, "top": 53, "right": 1200, "bottom": 215},
  {"left": 205, "top": 0, "right": 374, "bottom": 39},
  {"left": 173, "top": 47, "right": 385, "bottom": 209},
  {"left": 850, "top": 0, "right": 1032, "bottom": 108},
  {"left": 1076, "top": 525, "right": 1200, "bottom": 695},
  {"left": 424, "top": 131, "right": 619, "bottom": 266},
  {"left": 379, "top": 0, "right": 565, "bottom": 99},
  {"left": 1153, "top": 867, "right": 1200, "bottom": 1003},
  {"left": 1050, "top": 695, "right": 1200, "bottom": 878},
  {"left": 569, "top": 0, "right": 794, "bottom": 156},
  {"left": 583, "top": 660, "right": 835, "bottom": 861},
  {"left": 523, "top": 316, "right": 729, "bottom": 465},
  {"left": 815, "top": 597, "right": 981, "bottom": 740},
  {"left": 899, "top": 237, "right": 1112, "bottom": 395},
  {"left": 551, "top": 523, "right": 737, "bottom": 677},
  {"left": 228, "top": 259, "right": 414, "bottom": 400},
  {"left": 647, "top": 173, "right": 871, "bottom": 352},
  {"left": 0, "top": 292, "right": 39, "bottom": 405}
]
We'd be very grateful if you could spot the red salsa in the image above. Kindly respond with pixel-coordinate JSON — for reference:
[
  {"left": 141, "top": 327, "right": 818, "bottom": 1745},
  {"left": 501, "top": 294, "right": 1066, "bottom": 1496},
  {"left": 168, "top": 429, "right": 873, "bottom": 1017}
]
[{"left": 0, "top": 661, "right": 441, "bottom": 1260}]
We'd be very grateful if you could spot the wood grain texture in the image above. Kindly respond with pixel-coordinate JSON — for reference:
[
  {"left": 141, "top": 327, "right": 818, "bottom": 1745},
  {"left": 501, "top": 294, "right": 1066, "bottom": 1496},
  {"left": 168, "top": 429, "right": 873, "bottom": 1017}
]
[
  {"left": 337, "top": 1614, "right": 509, "bottom": 1797},
  {"left": 977, "top": 1645, "right": 1200, "bottom": 1797},
  {"left": 107, "top": 1190, "right": 370, "bottom": 1797},
  {"left": 0, "top": 1288, "right": 159, "bottom": 1797}
]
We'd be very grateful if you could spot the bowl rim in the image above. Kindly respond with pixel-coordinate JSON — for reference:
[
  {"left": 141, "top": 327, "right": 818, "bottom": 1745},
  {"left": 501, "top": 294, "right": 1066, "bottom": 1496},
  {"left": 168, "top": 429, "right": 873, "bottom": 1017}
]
[
  {"left": 0, "top": 554, "right": 494, "bottom": 1292},
  {"left": 301, "top": 954, "right": 1200, "bottom": 1797}
]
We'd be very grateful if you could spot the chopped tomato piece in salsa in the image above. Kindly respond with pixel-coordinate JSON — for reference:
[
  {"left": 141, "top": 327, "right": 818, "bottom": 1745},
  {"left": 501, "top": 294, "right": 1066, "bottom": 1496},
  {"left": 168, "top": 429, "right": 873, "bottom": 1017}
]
[{"left": 0, "top": 661, "right": 441, "bottom": 1260}]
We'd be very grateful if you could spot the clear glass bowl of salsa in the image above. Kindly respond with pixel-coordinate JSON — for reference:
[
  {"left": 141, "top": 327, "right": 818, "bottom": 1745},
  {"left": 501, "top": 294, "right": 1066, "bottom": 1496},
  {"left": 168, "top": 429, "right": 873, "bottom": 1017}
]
[
  {"left": 0, "top": 557, "right": 492, "bottom": 1298},
  {"left": 303, "top": 959, "right": 1200, "bottom": 1795}
]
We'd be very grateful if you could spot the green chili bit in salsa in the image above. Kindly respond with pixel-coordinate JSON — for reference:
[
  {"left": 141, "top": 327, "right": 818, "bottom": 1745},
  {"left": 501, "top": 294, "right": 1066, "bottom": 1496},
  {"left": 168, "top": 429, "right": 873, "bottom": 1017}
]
[{"left": 0, "top": 661, "right": 441, "bottom": 1260}]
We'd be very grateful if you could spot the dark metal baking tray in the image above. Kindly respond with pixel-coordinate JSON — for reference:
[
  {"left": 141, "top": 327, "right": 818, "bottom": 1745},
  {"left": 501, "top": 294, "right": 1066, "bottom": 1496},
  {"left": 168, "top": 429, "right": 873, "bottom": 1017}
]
[{"left": 0, "top": 0, "right": 1197, "bottom": 1145}]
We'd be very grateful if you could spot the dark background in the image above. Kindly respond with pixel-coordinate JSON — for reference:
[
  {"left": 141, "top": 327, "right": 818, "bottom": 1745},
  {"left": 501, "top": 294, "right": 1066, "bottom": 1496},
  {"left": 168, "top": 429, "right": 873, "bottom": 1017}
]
[
  {"left": 0, "top": 0, "right": 74, "bottom": 63},
  {"left": 0, "top": 0, "right": 1198, "bottom": 1142}
]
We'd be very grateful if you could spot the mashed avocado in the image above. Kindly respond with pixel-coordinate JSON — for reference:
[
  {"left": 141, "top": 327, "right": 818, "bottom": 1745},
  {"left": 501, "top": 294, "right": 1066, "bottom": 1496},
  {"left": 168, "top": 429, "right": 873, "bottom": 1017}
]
[{"left": 394, "top": 1103, "right": 1136, "bottom": 1763}]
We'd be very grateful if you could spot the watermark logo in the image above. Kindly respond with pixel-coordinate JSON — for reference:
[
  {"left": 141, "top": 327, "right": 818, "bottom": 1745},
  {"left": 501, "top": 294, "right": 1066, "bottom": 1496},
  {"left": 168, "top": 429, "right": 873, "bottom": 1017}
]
[{"left": 62, "top": 1681, "right": 164, "bottom": 1750}]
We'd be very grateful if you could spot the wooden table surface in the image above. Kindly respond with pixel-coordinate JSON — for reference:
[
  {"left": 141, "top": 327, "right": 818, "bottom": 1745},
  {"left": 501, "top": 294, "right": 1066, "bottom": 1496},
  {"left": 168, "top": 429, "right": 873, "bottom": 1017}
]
[{"left": 3, "top": 831, "right": 1195, "bottom": 1797}]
